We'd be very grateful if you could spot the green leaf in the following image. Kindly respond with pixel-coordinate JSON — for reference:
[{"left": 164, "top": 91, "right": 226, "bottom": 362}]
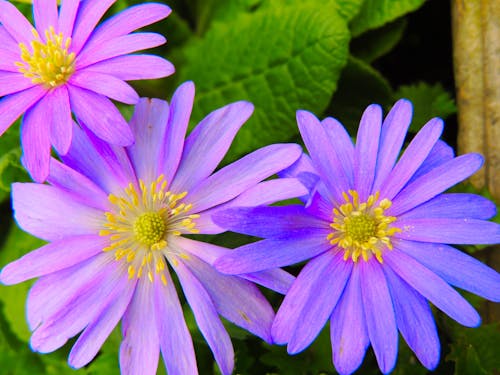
[
  {"left": 178, "top": 2, "right": 350, "bottom": 160},
  {"left": 394, "top": 82, "right": 456, "bottom": 133},
  {"left": 0, "top": 220, "right": 46, "bottom": 342},
  {"left": 327, "top": 55, "right": 393, "bottom": 134},
  {"left": 351, "top": 18, "right": 407, "bottom": 63},
  {"left": 350, "top": 0, "right": 426, "bottom": 37},
  {"left": 0, "top": 122, "right": 30, "bottom": 202}
]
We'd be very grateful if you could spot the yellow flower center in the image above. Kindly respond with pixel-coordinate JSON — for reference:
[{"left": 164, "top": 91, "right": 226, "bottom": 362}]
[
  {"left": 16, "top": 27, "right": 75, "bottom": 88},
  {"left": 327, "top": 190, "right": 401, "bottom": 263},
  {"left": 99, "top": 175, "right": 199, "bottom": 284}
]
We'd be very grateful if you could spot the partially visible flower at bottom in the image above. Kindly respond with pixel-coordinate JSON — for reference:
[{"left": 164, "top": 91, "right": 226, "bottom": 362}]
[
  {"left": 214, "top": 99, "right": 500, "bottom": 374},
  {"left": 0, "top": 82, "right": 305, "bottom": 375}
]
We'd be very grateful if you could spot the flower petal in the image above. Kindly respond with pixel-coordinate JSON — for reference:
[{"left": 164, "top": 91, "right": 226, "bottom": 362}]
[
  {"left": 34, "top": 0, "right": 58, "bottom": 36},
  {"left": 85, "top": 54, "right": 175, "bottom": 81},
  {"left": 127, "top": 97, "right": 169, "bottom": 182},
  {"left": 120, "top": 279, "right": 160, "bottom": 375},
  {"left": 323, "top": 116, "right": 355, "bottom": 186},
  {"left": 21, "top": 95, "right": 52, "bottom": 182},
  {"left": 160, "top": 81, "right": 194, "bottom": 184},
  {"left": 372, "top": 99, "right": 413, "bottom": 191},
  {"left": 30, "top": 257, "right": 123, "bottom": 353},
  {"left": 70, "top": 0, "right": 117, "bottom": 55},
  {"left": 58, "top": 0, "right": 79, "bottom": 37},
  {"left": 0, "top": 48, "right": 20, "bottom": 72},
  {"left": 84, "top": 3, "right": 171, "bottom": 49},
  {"left": 76, "top": 32, "right": 166, "bottom": 69},
  {"left": 288, "top": 252, "right": 352, "bottom": 354},
  {"left": 389, "top": 153, "right": 484, "bottom": 216},
  {"left": 409, "top": 140, "right": 454, "bottom": 183},
  {"left": 212, "top": 205, "right": 326, "bottom": 239},
  {"left": 385, "top": 249, "right": 480, "bottom": 327},
  {"left": 12, "top": 182, "right": 103, "bottom": 242},
  {"left": 67, "top": 84, "right": 133, "bottom": 146},
  {"left": 240, "top": 268, "right": 295, "bottom": 295},
  {"left": 174, "top": 258, "right": 234, "bottom": 375},
  {"left": 214, "top": 231, "right": 331, "bottom": 274},
  {"left": 353, "top": 104, "right": 382, "bottom": 200},
  {"left": 0, "top": 235, "right": 105, "bottom": 285},
  {"left": 330, "top": 265, "right": 369, "bottom": 375},
  {"left": 360, "top": 260, "right": 398, "bottom": 374},
  {"left": 398, "top": 193, "right": 497, "bottom": 220},
  {"left": 68, "top": 279, "right": 135, "bottom": 368},
  {"left": 395, "top": 239, "right": 500, "bottom": 302},
  {"left": 0, "top": 71, "right": 35, "bottom": 96},
  {"left": 380, "top": 118, "right": 443, "bottom": 200},
  {"left": 171, "top": 101, "right": 253, "bottom": 193},
  {"left": 0, "top": 25, "right": 19, "bottom": 52},
  {"left": 179, "top": 250, "right": 275, "bottom": 343},
  {"left": 296, "top": 110, "right": 349, "bottom": 203},
  {"left": 47, "top": 158, "right": 109, "bottom": 211},
  {"left": 384, "top": 266, "right": 440, "bottom": 370},
  {"left": 154, "top": 272, "right": 197, "bottom": 375},
  {"left": 0, "top": 85, "right": 46, "bottom": 137},
  {"left": 70, "top": 70, "right": 139, "bottom": 104},
  {"left": 396, "top": 218, "right": 500, "bottom": 244},
  {"left": 188, "top": 144, "right": 302, "bottom": 212},
  {"left": 0, "top": 0, "right": 34, "bottom": 44},
  {"left": 48, "top": 86, "right": 73, "bottom": 154},
  {"left": 197, "top": 178, "right": 308, "bottom": 234}
]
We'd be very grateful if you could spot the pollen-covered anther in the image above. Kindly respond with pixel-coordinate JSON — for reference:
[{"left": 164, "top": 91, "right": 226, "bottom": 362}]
[
  {"left": 16, "top": 27, "right": 75, "bottom": 88},
  {"left": 99, "top": 175, "right": 199, "bottom": 284},
  {"left": 328, "top": 190, "right": 401, "bottom": 263}
]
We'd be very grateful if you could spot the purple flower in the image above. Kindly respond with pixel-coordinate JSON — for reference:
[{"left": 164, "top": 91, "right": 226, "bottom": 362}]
[
  {"left": 0, "top": 0, "right": 175, "bottom": 182},
  {"left": 0, "top": 82, "right": 304, "bottom": 375},
  {"left": 214, "top": 100, "right": 500, "bottom": 374}
]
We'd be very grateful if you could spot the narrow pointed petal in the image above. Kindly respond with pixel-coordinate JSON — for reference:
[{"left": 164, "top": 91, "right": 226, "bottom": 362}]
[
  {"left": 396, "top": 218, "right": 500, "bottom": 244},
  {"left": 71, "top": 0, "right": 117, "bottom": 54},
  {"left": 297, "top": 110, "right": 350, "bottom": 203},
  {"left": 278, "top": 152, "right": 319, "bottom": 200},
  {"left": 409, "top": 140, "right": 454, "bottom": 183},
  {"left": 399, "top": 193, "right": 497, "bottom": 220},
  {"left": 34, "top": 0, "right": 58, "bottom": 35},
  {"left": 58, "top": 0, "right": 79, "bottom": 37},
  {"left": 174, "top": 259, "right": 234, "bottom": 375},
  {"left": 0, "top": 72, "right": 35, "bottom": 96},
  {"left": 0, "top": 0, "right": 34, "bottom": 44},
  {"left": 322, "top": 117, "right": 355, "bottom": 186},
  {"left": 48, "top": 86, "right": 73, "bottom": 155},
  {"left": 127, "top": 97, "right": 169, "bottom": 182},
  {"left": 380, "top": 118, "right": 443, "bottom": 200},
  {"left": 213, "top": 205, "right": 326, "bottom": 239},
  {"left": 0, "top": 48, "right": 20, "bottom": 72},
  {"left": 288, "top": 252, "right": 352, "bottom": 354},
  {"left": 353, "top": 104, "right": 382, "bottom": 200},
  {"left": 384, "top": 266, "right": 440, "bottom": 370},
  {"left": 76, "top": 33, "right": 166, "bottom": 69},
  {"left": 240, "top": 268, "right": 295, "bottom": 295},
  {"left": 85, "top": 54, "right": 175, "bottom": 81},
  {"left": 154, "top": 272, "right": 197, "bottom": 375},
  {"left": 215, "top": 230, "right": 331, "bottom": 274},
  {"left": 389, "top": 153, "right": 484, "bottom": 216},
  {"left": 331, "top": 265, "right": 369, "bottom": 375},
  {"left": 120, "top": 279, "right": 160, "bottom": 375},
  {"left": 70, "top": 70, "right": 139, "bottom": 104},
  {"left": 21, "top": 97, "right": 52, "bottom": 182},
  {"left": 67, "top": 84, "right": 133, "bottom": 146},
  {"left": 395, "top": 240, "right": 500, "bottom": 302},
  {"left": 372, "top": 99, "right": 413, "bottom": 191},
  {"left": 12, "top": 183, "right": 103, "bottom": 241},
  {"left": 0, "top": 85, "right": 46, "bottom": 137},
  {"left": 385, "top": 250, "right": 480, "bottom": 327},
  {"left": 69, "top": 280, "right": 135, "bottom": 368},
  {"left": 360, "top": 261, "right": 398, "bottom": 374},
  {"left": 84, "top": 3, "right": 171, "bottom": 49},
  {"left": 0, "top": 235, "right": 105, "bottom": 285},
  {"left": 188, "top": 144, "right": 302, "bottom": 212},
  {"left": 171, "top": 101, "right": 253, "bottom": 193},
  {"left": 160, "top": 81, "right": 194, "bottom": 183},
  {"left": 179, "top": 251, "right": 275, "bottom": 343},
  {"left": 0, "top": 25, "right": 18, "bottom": 52}
]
